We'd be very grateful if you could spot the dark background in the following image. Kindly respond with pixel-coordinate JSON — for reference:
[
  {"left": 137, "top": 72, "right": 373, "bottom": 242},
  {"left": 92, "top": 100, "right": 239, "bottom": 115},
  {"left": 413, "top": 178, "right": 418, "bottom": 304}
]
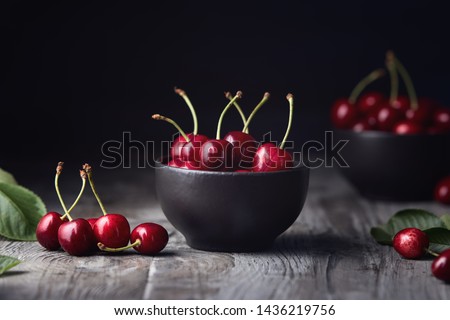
[{"left": 2, "top": 0, "right": 450, "bottom": 181}]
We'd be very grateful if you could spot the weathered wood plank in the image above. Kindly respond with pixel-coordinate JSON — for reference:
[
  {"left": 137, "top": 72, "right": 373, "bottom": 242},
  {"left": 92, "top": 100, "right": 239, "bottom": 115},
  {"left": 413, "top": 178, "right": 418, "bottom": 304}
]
[{"left": 1, "top": 168, "right": 449, "bottom": 299}]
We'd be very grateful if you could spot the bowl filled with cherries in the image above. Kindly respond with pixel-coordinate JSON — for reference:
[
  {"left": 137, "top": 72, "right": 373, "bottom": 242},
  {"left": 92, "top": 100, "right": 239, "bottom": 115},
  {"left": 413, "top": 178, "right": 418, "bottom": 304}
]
[
  {"left": 152, "top": 89, "right": 309, "bottom": 252},
  {"left": 331, "top": 51, "right": 450, "bottom": 201}
]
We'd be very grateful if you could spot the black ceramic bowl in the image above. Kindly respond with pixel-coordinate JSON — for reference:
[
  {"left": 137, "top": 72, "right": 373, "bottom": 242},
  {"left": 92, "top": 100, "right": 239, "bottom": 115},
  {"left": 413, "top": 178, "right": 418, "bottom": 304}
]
[
  {"left": 336, "top": 130, "right": 450, "bottom": 201},
  {"left": 154, "top": 159, "right": 309, "bottom": 252}
]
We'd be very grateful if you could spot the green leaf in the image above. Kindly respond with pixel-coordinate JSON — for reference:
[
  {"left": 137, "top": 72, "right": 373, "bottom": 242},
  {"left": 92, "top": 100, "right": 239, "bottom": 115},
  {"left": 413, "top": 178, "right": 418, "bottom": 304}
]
[
  {"left": 424, "top": 228, "right": 450, "bottom": 253},
  {"left": 441, "top": 215, "right": 450, "bottom": 230},
  {"left": 0, "top": 182, "right": 46, "bottom": 240},
  {"left": 0, "top": 168, "right": 18, "bottom": 185},
  {"left": 0, "top": 255, "right": 21, "bottom": 276},
  {"left": 370, "top": 226, "right": 393, "bottom": 245}
]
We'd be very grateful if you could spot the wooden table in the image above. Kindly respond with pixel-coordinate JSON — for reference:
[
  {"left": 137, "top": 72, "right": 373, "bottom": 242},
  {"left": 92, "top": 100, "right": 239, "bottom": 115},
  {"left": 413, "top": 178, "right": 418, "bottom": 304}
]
[{"left": 1, "top": 167, "right": 449, "bottom": 299}]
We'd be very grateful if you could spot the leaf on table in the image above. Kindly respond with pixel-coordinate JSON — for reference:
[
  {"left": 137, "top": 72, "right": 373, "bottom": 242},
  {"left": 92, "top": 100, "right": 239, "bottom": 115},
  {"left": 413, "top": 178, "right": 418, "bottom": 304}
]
[
  {"left": 0, "top": 182, "right": 46, "bottom": 241},
  {"left": 424, "top": 228, "right": 450, "bottom": 253},
  {"left": 0, "top": 168, "right": 18, "bottom": 185},
  {"left": 0, "top": 255, "right": 21, "bottom": 276},
  {"left": 370, "top": 226, "right": 393, "bottom": 245},
  {"left": 441, "top": 214, "right": 450, "bottom": 230}
]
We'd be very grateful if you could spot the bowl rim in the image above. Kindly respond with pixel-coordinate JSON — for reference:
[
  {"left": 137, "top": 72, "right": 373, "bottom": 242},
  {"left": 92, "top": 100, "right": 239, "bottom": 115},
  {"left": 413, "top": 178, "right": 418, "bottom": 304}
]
[
  {"left": 335, "top": 128, "right": 450, "bottom": 138},
  {"left": 155, "top": 157, "right": 309, "bottom": 176}
]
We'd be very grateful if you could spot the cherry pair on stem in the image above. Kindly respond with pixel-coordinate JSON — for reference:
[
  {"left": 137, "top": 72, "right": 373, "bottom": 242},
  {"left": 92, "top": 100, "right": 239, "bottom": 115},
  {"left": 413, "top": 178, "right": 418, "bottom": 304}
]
[
  {"left": 153, "top": 88, "right": 295, "bottom": 172},
  {"left": 36, "top": 163, "right": 168, "bottom": 256}
]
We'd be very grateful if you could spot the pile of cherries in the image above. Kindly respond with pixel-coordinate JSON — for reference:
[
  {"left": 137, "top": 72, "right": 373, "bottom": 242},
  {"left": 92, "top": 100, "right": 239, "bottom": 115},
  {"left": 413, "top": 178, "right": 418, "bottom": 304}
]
[
  {"left": 392, "top": 228, "right": 450, "bottom": 282},
  {"left": 36, "top": 162, "right": 169, "bottom": 256},
  {"left": 152, "top": 88, "right": 296, "bottom": 172},
  {"left": 331, "top": 51, "right": 450, "bottom": 135}
]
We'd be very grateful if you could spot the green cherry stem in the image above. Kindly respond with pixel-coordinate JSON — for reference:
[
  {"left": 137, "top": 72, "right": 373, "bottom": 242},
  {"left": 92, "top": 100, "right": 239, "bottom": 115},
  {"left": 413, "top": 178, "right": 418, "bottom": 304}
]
[
  {"left": 152, "top": 114, "right": 191, "bottom": 142},
  {"left": 98, "top": 239, "right": 141, "bottom": 252},
  {"left": 216, "top": 91, "right": 243, "bottom": 139},
  {"left": 224, "top": 91, "right": 249, "bottom": 133},
  {"left": 386, "top": 50, "right": 399, "bottom": 104},
  {"left": 393, "top": 53, "right": 418, "bottom": 110},
  {"left": 83, "top": 163, "right": 108, "bottom": 216},
  {"left": 279, "top": 93, "right": 294, "bottom": 150},
  {"left": 55, "top": 162, "right": 73, "bottom": 221},
  {"left": 241, "top": 92, "right": 270, "bottom": 133},
  {"left": 66, "top": 170, "right": 87, "bottom": 214},
  {"left": 426, "top": 248, "right": 439, "bottom": 257},
  {"left": 174, "top": 87, "right": 198, "bottom": 135},
  {"left": 348, "top": 68, "right": 386, "bottom": 104}
]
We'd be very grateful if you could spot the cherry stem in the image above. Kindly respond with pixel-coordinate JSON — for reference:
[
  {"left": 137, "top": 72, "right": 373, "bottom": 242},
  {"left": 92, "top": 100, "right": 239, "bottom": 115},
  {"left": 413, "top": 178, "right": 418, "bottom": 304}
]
[
  {"left": 174, "top": 87, "right": 198, "bottom": 135},
  {"left": 280, "top": 94, "right": 294, "bottom": 150},
  {"left": 386, "top": 51, "right": 399, "bottom": 104},
  {"left": 98, "top": 239, "right": 141, "bottom": 252},
  {"left": 393, "top": 54, "right": 418, "bottom": 110},
  {"left": 83, "top": 163, "right": 108, "bottom": 216},
  {"left": 152, "top": 114, "right": 191, "bottom": 142},
  {"left": 54, "top": 162, "right": 73, "bottom": 222},
  {"left": 426, "top": 248, "right": 439, "bottom": 257},
  {"left": 66, "top": 170, "right": 87, "bottom": 215},
  {"left": 216, "top": 91, "right": 243, "bottom": 139},
  {"left": 242, "top": 92, "right": 270, "bottom": 133},
  {"left": 348, "top": 69, "right": 386, "bottom": 104},
  {"left": 225, "top": 92, "right": 249, "bottom": 133}
]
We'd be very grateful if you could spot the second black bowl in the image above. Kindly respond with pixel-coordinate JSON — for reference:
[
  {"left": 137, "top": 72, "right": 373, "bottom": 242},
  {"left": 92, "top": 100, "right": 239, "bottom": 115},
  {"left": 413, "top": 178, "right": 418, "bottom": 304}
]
[{"left": 335, "top": 130, "right": 450, "bottom": 201}]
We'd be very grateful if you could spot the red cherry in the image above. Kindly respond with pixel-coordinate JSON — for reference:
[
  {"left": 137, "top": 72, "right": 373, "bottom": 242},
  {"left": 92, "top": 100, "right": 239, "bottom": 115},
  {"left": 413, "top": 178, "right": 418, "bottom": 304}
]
[
  {"left": 93, "top": 214, "right": 131, "bottom": 248},
  {"left": 86, "top": 218, "right": 98, "bottom": 229},
  {"left": 130, "top": 223, "right": 169, "bottom": 255},
  {"left": 434, "top": 176, "right": 450, "bottom": 205},
  {"left": 36, "top": 212, "right": 67, "bottom": 250},
  {"left": 393, "top": 228, "right": 429, "bottom": 259},
  {"left": 432, "top": 249, "right": 450, "bottom": 282},
  {"left": 352, "top": 119, "right": 375, "bottom": 132},
  {"left": 180, "top": 134, "right": 208, "bottom": 163},
  {"left": 200, "top": 139, "right": 233, "bottom": 171},
  {"left": 418, "top": 97, "right": 441, "bottom": 110},
  {"left": 58, "top": 219, "right": 96, "bottom": 256},
  {"left": 393, "top": 120, "right": 423, "bottom": 135},
  {"left": 224, "top": 131, "right": 257, "bottom": 169},
  {"left": 390, "top": 96, "right": 410, "bottom": 113},
  {"left": 331, "top": 99, "right": 358, "bottom": 129},
  {"left": 357, "top": 91, "right": 385, "bottom": 114},
  {"left": 376, "top": 106, "right": 403, "bottom": 131},
  {"left": 433, "top": 108, "right": 450, "bottom": 132},
  {"left": 405, "top": 104, "right": 434, "bottom": 125},
  {"left": 253, "top": 143, "right": 293, "bottom": 172}
]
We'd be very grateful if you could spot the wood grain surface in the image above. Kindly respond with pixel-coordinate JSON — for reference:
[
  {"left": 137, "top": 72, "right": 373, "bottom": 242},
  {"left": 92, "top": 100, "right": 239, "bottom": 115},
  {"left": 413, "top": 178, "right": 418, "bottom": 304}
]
[{"left": 1, "top": 168, "right": 449, "bottom": 299}]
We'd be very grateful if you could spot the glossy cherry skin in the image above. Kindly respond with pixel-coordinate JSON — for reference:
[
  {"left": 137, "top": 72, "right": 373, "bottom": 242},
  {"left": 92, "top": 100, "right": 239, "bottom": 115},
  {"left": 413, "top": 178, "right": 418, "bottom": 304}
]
[
  {"left": 180, "top": 135, "right": 208, "bottom": 163},
  {"left": 93, "top": 214, "right": 131, "bottom": 248},
  {"left": 393, "top": 120, "right": 424, "bottom": 135},
  {"left": 432, "top": 249, "right": 450, "bottom": 282},
  {"left": 433, "top": 108, "right": 450, "bottom": 132},
  {"left": 331, "top": 99, "right": 358, "bottom": 129},
  {"left": 87, "top": 218, "right": 98, "bottom": 229},
  {"left": 253, "top": 143, "right": 293, "bottom": 172},
  {"left": 352, "top": 119, "right": 375, "bottom": 132},
  {"left": 223, "top": 131, "right": 257, "bottom": 168},
  {"left": 434, "top": 176, "right": 450, "bottom": 205},
  {"left": 405, "top": 104, "right": 435, "bottom": 125},
  {"left": 131, "top": 223, "right": 169, "bottom": 255},
  {"left": 58, "top": 218, "right": 96, "bottom": 256},
  {"left": 376, "top": 106, "right": 403, "bottom": 131},
  {"left": 36, "top": 212, "right": 67, "bottom": 250},
  {"left": 200, "top": 139, "right": 233, "bottom": 171},
  {"left": 390, "top": 96, "right": 410, "bottom": 113},
  {"left": 357, "top": 91, "right": 385, "bottom": 114},
  {"left": 393, "top": 228, "right": 429, "bottom": 259}
]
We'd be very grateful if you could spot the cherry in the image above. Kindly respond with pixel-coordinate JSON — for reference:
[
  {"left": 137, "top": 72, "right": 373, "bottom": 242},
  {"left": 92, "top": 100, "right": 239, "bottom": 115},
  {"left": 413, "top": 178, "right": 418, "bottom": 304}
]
[
  {"left": 331, "top": 99, "right": 358, "bottom": 129},
  {"left": 393, "top": 120, "right": 423, "bottom": 135},
  {"left": 36, "top": 212, "right": 66, "bottom": 251},
  {"left": 376, "top": 106, "right": 403, "bottom": 131},
  {"left": 36, "top": 162, "right": 85, "bottom": 251},
  {"left": 83, "top": 164, "right": 131, "bottom": 248},
  {"left": 224, "top": 92, "right": 270, "bottom": 168},
  {"left": 431, "top": 249, "right": 450, "bottom": 282},
  {"left": 393, "top": 228, "right": 429, "bottom": 259},
  {"left": 58, "top": 218, "right": 96, "bottom": 256},
  {"left": 253, "top": 94, "right": 295, "bottom": 172},
  {"left": 434, "top": 176, "right": 450, "bottom": 205},
  {"left": 405, "top": 105, "right": 434, "bottom": 125},
  {"left": 352, "top": 119, "right": 375, "bottom": 132},
  {"left": 432, "top": 108, "right": 450, "bottom": 132},
  {"left": 357, "top": 91, "right": 385, "bottom": 114},
  {"left": 87, "top": 218, "right": 98, "bottom": 229},
  {"left": 390, "top": 96, "right": 410, "bottom": 113},
  {"left": 130, "top": 223, "right": 169, "bottom": 255}
]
